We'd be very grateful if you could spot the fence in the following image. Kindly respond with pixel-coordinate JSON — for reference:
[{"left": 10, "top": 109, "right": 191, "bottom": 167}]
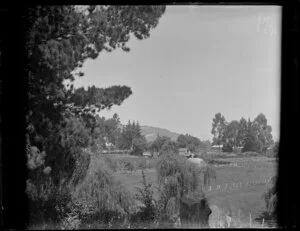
[
  {"left": 102, "top": 149, "right": 131, "bottom": 154},
  {"left": 202, "top": 178, "right": 272, "bottom": 193},
  {"left": 213, "top": 162, "right": 275, "bottom": 169}
]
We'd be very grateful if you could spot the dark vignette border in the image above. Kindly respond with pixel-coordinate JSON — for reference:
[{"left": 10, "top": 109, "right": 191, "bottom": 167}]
[{"left": 0, "top": 1, "right": 299, "bottom": 229}]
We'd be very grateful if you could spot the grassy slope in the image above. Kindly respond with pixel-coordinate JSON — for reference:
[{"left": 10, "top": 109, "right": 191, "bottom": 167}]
[
  {"left": 140, "top": 125, "right": 180, "bottom": 142},
  {"left": 114, "top": 155, "right": 277, "bottom": 226}
]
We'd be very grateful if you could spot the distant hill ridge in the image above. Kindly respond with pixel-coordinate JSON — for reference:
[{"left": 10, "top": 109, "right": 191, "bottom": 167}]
[
  {"left": 120, "top": 123, "right": 180, "bottom": 142},
  {"left": 140, "top": 125, "right": 180, "bottom": 142}
]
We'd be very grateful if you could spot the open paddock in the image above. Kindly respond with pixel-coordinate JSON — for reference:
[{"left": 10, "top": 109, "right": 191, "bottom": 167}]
[{"left": 114, "top": 156, "right": 277, "bottom": 225}]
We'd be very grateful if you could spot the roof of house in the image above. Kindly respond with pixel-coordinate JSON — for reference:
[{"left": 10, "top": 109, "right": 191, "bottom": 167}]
[
  {"left": 143, "top": 151, "right": 152, "bottom": 156},
  {"left": 179, "top": 148, "right": 188, "bottom": 152},
  {"left": 105, "top": 142, "right": 114, "bottom": 147},
  {"left": 212, "top": 144, "right": 223, "bottom": 148}
]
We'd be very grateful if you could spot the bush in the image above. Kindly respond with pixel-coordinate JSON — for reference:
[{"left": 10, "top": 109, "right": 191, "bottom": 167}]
[
  {"left": 199, "top": 152, "right": 214, "bottom": 162},
  {"left": 156, "top": 153, "right": 206, "bottom": 198},
  {"left": 263, "top": 176, "right": 277, "bottom": 217},
  {"left": 266, "top": 142, "right": 279, "bottom": 158},
  {"left": 134, "top": 171, "right": 156, "bottom": 223},
  {"left": 193, "top": 153, "right": 202, "bottom": 158},
  {"left": 135, "top": 158, "right": 155, "bottom": 170},
  {"left": 72, "top": 156, "right": 136, "bottom": 226},
  {"left": 206, "top": 159, "right": 230, "bottom": 165},
  {"left": 27, "top": 179, "right": 73, "bottom": 226},
  {"left": 222, "top": 143, "right": 233, "bottom": 153},
  {"left": 159, "top": 141, "right": 179, "bottom": 156},
  {"left": 130, "top": 147, "right": 144, "bottom": 156},
  {"left": 135, "top": 158, "right": 147, "bottom": 170},
  {"left": 242, "top": 151, "right": 261, "bottom": 157},
  {"left": 103, "top": 155, "right": 118, "bottom": 171},
  {"left": 124, "top": 161, "right": 135, "bottom": 172},
  {"left": 69, "top": 148, "right": 91, "bottom": 187},
  {"left": 26, "top": 144, "right": 74, "bottom": 226}
]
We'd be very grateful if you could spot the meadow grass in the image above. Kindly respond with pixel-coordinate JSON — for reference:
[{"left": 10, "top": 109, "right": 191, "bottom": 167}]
[{"left": 113, "top": 155, "right": 277, "bottom": 228}]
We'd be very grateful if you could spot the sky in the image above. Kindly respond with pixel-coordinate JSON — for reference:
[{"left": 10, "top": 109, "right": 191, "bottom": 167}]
[{"left": 73, "top": 5, "right": 281, "bottom": 141}]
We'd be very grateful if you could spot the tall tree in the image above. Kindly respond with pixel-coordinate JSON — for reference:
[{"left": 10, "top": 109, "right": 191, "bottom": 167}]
[
  {"left": 104, "top": 113, "right": 122, "bottom": 146},
  {"left": 118, "top": 120, "right": 147, "bottom": 154},
  {"left": 222, "top": 120, "right": 239, "bottom": 150},
  {"left": 237, "top": 117, "right": 248, "bottom": 147},
  {"left": 211, "top": 113, "right": 227, "bottom": 150},
  {"left": 149, "top": 135, "right": 171, "bottom": 153},
  {"left": 160, "top": 140, "right": 179, "bottom": 155},
  {"left": 242, "top": 118, "right": 261, "bottom": 152},
  {"left": 253, "top": 113, "right": 273, "bottom": 153},
  {"left": 24, "top": 5, "right": 166, "bottom": 222},
  {"left": 177, "top": 134, "right": 203, "bottom": 153}
]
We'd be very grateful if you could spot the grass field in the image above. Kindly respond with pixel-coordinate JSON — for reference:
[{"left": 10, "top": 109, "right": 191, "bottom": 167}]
[{"left": 113, "top": 155, "right": 277, "bottom": 227}]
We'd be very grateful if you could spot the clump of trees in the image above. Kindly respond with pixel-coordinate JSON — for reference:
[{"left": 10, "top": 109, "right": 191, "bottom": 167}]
[
  {"left": 71, "top": 155, "right": 136, "bottom": 228},
  {"left": 154, "top": 151, "right": 216, "bottom": 226},
  {"left": 117, "top": 120, "right": 148, "bottom": 156},
  {"left": 177, "top": 134, "right": 205, "bottom": 153},
  {"left": 148, "top": 133, "right": 208, "bottom": 156},
  {"left": 149, "top": 135, "right": 172, "bottom": 153},
  {"left": 211, "top": 113, "right": 274, "bottom": 154},
  {"left": 24, "top": 5, "right": 166, "bottom": 228}
]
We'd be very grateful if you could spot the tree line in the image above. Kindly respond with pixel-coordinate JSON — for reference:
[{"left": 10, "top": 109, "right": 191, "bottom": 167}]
[
  {"left": 91, "top": 116, "right": 210, "bottom": 157},
  {"left": 147, "top": 133, "right": 211, "bottom": 156},
  {"left": 211, "top": 112, "right": 275, "bottom": 153}
]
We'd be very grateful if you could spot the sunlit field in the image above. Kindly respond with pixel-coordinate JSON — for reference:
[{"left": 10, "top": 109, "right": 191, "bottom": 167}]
[{"left": 112, "top": 154, "right": 277, "bottom": 228}]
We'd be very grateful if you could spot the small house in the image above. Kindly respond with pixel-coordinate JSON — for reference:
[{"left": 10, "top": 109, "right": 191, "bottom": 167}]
[
  {"left": 179, "top": 148, "right": 188, "bottom": 156},
  {"left": 212, "top": 144, "right": 223, "bottom": 149},
  {"left": 143, "top": 151, "right": 152, "bottom": 158},
  {"left": 105, "top": 141, "right": 115, "bottom": 153}
]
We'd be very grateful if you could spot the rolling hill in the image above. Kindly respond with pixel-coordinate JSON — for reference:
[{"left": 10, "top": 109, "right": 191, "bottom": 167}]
[{"left": 140, "top": 125, "right": 180, "bottom": 142}]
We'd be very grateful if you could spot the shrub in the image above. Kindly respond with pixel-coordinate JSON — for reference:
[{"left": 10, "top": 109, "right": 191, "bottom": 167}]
[
  {"left": 136, "top": 158, "right": 154, "bottom": 170},
  {"left": 156, "top": 153, "right": 206, "bottom": 199},
  {"left": 69, "top": 148, "right": 91, "bottom": 187},
  {"left": 103, "top": 155, "right": 118, "bottom": 171},
  {"left": 135, "top": 158, "right": 147, "bottom": 170},
  {"left": 242, "top": 151, "right": 260, "bottom": 157},
  {"left": 193, "top": 153, "right": 202, "bottom": 158},
  {"left": 124, "top": 161, "right": 135, "bottom": 172},
  {"left": 134, "top": 170, "right": 156, "bottom": 222},
  {"left": 156, "top": 152, "right": 216, "bottom": 196},
  {"left": 222, "top": 143, "right": 233, "bottom": 153},
  {"left": 159, "top": 141, "right": 179, "bottom": 156},
  {"left": 206, "top": 159, "right": 230, "bottom": 165},
  {"left": 26, "top": 144, "right": 74, "bottom": 226},
  {"left": 263, "top": 176, "right": 277, "bottom": 217},
  {"left": 130, "top": 148, "right": 143, "bottom": 156},
  {"left": 61, "top": 204, "right": 81, "bottom": 230},
  {"left": 72, "top": 156, "right": 136, "bottom": 226},
  {"left": 266, "top": 141, "right": 279, "bottom": 158}
]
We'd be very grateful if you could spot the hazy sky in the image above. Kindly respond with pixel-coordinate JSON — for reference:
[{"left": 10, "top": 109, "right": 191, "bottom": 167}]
[{"left": 73, "top": 5, "right": 281, "bottom": 141}]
